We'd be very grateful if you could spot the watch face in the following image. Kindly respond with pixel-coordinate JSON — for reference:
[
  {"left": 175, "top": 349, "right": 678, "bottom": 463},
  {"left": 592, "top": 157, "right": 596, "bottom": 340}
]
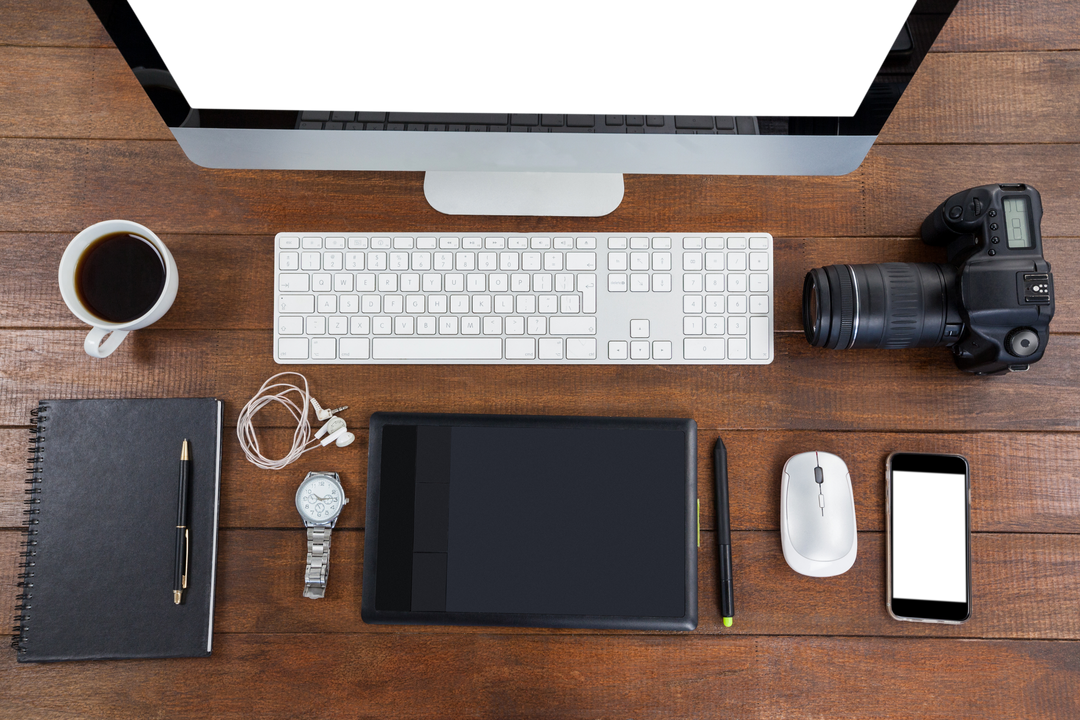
[{"left": 297, "top": 475, "right": 345, "bottom": 523}]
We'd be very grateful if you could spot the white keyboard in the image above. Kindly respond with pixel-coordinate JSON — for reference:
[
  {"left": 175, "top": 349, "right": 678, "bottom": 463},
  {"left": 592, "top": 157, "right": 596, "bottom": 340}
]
[{"left": 274, "top": 233, "right": 774, "bottom": 364}]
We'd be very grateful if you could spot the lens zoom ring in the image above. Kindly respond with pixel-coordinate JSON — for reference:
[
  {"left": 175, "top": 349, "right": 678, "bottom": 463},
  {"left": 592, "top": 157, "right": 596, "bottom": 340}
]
[
  {"left": 835, "top": 266, "right": 855, "bottom": 348},
  {"left": 881, "top": 263, "right": 922, "bottom": 349}
]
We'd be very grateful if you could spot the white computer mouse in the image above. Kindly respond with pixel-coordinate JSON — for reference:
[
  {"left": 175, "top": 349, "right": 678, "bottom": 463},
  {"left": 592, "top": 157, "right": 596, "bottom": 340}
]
[{"left": 780, "top": 451, "right": 857, "bottom": 577}]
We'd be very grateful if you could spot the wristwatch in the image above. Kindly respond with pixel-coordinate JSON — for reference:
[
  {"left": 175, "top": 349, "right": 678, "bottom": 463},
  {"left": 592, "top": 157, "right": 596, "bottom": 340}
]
[{"left": 295, "top": 471, "right": 349, "bottom": 599}]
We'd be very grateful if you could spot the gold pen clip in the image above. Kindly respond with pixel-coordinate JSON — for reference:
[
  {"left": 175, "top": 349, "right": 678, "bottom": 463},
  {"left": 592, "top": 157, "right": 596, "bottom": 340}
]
[{"left": 182, "top": 527, "right": 190, "bottom": 590}]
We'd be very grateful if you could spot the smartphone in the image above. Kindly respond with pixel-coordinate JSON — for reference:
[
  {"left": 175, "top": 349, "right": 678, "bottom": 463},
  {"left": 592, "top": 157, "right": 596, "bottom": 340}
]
[{"left": 886, "top": 452, "right": 971, "bottom": 624}]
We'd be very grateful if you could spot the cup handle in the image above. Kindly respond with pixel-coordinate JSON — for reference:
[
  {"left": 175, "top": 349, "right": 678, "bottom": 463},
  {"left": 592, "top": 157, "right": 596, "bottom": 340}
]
[{"left": 84, "top": 327, "right": 129, "bottom": 358}]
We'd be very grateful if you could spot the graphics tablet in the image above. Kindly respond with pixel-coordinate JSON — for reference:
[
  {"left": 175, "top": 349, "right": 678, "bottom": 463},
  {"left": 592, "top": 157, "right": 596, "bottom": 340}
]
[{"left": 361, "top": 412, "right": 697, "bottom": 630}]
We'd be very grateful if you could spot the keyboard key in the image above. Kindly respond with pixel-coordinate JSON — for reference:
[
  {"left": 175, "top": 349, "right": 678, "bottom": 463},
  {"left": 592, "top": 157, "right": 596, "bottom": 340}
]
[
  {"left": 350, "top": 316, "right": 370, "bottom": 334},
  {"left": 278, "top": 316, "right": 304, "bottom": 335},
  {"left": 279, "top": 252, "right": 299, "bottom": 270},
  {"left": 373, "top": 317, "right": 393, "bottom": 335},
  {"left": 609, "top": 252, "right": 628, "bottom": 271},
  {"left": 683, "top": 237, "right": 703, "bottom": 249},
  {"left": 279, "top": 295, "right": 315, "bottom": 314},
  {"left": 334, "top": 273, "right": 353, "bottom": 292},
  {"left": 683, "top": 338, "right": 725, "bottom": 360},
  {"left": 750, "top": 236, "right": 770, "bottom": 249},
  {"left": 302, "top": 237, "right": 323, "bottom": 249},
  {"left": 653, "top": 274, "right": 671, "bottom": 292},
  {"left": 608, "top": 237, "right": 628, "bottom": 249},
  {"left": 728, "top": 296, "right": 748, "bottom": 314},
  {"left": 555, "top": 274, "right": 574, "bottom": 292},
  {"left": 527, "top": 317, "right": 546, "bottom": 335},
  {"left": 608, "top": 341, "right": 628, "bottom": 359},
  {"left": 278, "top": 338, "right": 308, "bottom": 359},
  {"left": 306, "top": 316, "right": 326, "bottom": 334},
  {"left": 539, "top": 338, "right": 564, "bottom": 359},
  {"left": 550, "top": 317, "right": 596, "bottom": 335},
  {"left": 706, "top": 317, "right": 725, "bottom": 335},
  {"left": 705, "top": 274, "right": 725, "bottom": 292},
  {"left": 339, "top": 338, "right": 370, "bottom": 359},
  {"left": 566, "top": 252, "right": 596, "bottom": 270},
  {"left": 506, "top": 338, "right": 535, "bottom": 359},
  {"left": 729, "top": 338, "right": 748, "bottom": 360},
  {"left": 751, "top": 296, "right": 770, "bottom": 314},
  {"left": 684, "top": 295, "right": 703, "bottom": 313},
  {"left": 728, "top": 253, "right": 747, "bottom": 271},
  {"left": 461, "top": 317, "right": 481, "bottom": 335},
  {"left": 630, "top": 341, "right": 650, "bottom": 360},
  {"left": 538, "top": 295, "right": 558, "bottom": 313},
  {"left": 684, "top": 317, "right": 702, "bottom": 335},
  {"left": 505, "top": 317, "right": 524, "bottom": 335},
  {"left": 312, "top": 274, "right": 332, "bottom": 292},
  {"left": 631, "top": 237, "right": 650, "bottom": 249},
  {"left": 609, "top": 274, "right": 628, "bottom": 292},
  {"left": 566, "top": 338, "right": 596, "bottom": 359},
  {"left": 705, "top": 252, "right": 724, "bottom": 271},
  {"left": 328, "top": 316, "right": 348, "bottom": 335},
  {"left": 578, "top": 274, "right": 597, "bottom": 312},
  {"left": 653, "top": 237, "right": 671, "bottom": 249},
  {"left": 706, "top": 237, "right": 725, "bottom": 249},
  {"left": 361, "top": 295, "right": 381, "bottom": 313},
  {"left": 630, "top": 252, "right": 649, "bottom": 271},
  {"left": 278, "top": 236, "right": 300, "bottom": 249},
  {"left": 517, "top": 295, "right": 537, "bottom": 314},
  {"left": 750, "top": 252, "right": 769, "bottom": 271},
  {"left": 727, "top": 237, "right": 747, "bottom": 249},
  {"left": 560, "top": 295, "right": 580, "bottom": 314},
  {"left": 684, "top": 274, "right": 703, "bottom": 292},
  {"left": 683, "top": 253, "right": 703, "bottom": 271},
  {"left": 653, "top": 253, "right": 671, "bottom": 270},
  {"left": 750, "top": 274, "right": 769, "bottom": 292},
  {"left": 728, "top": 274, "right": 747, "bottom": 292},
  {"left": 483, "top": 316, "right": 502, "bottom": 335},
  {"left": 384, "top": 295, "right": 403, "bottom": 313},
  {"left": 301, "top": 252, "right": 321, "bottom": 270},
  {"left": 544, "top": 252, "right": 563, "bottom": 271},
  {"left": 440, "top": 317, "right": 458, "bottom": 335},
  {"left": 555, "top": 238, "right": 574, "bottom": 249},
  {"left": 374, "top": 338, "right": 503, "bottom": 359},
  {"left": 729, "top": 317, "right": 748, "bottom": 335},
  {"left": 311, "top": 338, "right": 336, "bottom": 359},
  {"left": 630, "top": 274, "right": 649, "bottom": 292},
  {"left": 750, "top": 317, "right": 770, "bottom": 359},
  {"left": 652, "top": 341, "right": 672, "bottom": 360},
  {"left": 577, "top": 237, "right": 596, "bottom": 249},
  {"left": 279, "top": 273, "right": 309, "bottom": 292},
  {"left": 630, "top": 319, "right": 650, "bottom": 338}
]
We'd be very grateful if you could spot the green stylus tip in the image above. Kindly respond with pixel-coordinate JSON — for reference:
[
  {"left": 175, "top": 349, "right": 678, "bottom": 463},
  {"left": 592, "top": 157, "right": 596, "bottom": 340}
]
[{"left": 723, "top": 617, "right": 733, "bottom": 627}]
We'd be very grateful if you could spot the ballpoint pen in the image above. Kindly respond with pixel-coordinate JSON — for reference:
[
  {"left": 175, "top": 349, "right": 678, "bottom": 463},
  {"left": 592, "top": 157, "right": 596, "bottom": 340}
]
[
  {"left": 174, "top": 439, "right": 191, "bottom": 605},
  {"left": 714, "top": 438, "right": 734, "bottom": 627}
]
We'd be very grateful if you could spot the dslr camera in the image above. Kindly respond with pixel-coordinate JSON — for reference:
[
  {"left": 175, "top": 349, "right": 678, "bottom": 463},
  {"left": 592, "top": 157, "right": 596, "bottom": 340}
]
[{"left": 803, "top": 184, "right": 1054, "bottom": 374}]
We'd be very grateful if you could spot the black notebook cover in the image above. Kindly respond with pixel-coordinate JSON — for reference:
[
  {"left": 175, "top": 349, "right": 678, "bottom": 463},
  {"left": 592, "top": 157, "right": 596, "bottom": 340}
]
[{"left": 13, "top": 398, "right": 223, "bottom": 662}]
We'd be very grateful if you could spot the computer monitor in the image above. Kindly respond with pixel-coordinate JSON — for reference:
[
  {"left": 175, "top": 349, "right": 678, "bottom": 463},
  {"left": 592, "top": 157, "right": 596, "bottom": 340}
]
[{"left": 88, "top": 0, "right": 958, "bottom": 217}]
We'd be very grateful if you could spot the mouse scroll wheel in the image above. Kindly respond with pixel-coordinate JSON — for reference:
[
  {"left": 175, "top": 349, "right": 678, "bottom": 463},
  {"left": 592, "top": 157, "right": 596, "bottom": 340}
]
[{"left": 814, "top": 466, "right": 824, "bottom": 484}]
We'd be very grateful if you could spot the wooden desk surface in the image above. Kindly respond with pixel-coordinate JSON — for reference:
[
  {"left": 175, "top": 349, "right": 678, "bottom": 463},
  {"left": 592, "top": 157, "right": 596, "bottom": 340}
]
[{"left": 2, "top": 1, "right": 1079, "bottom": 717}]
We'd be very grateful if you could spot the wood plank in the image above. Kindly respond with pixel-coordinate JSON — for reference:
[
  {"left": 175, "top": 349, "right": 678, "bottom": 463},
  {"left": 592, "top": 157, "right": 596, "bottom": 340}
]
[
  {"left": 4, "top": 428, "right": 1078, "bottom": 534},
  {"left": 2, "top": 331, "right": 1080, "bottom": 433},
  {"left": 1, "top": 139, "right": 1079, "bottom": 239},
  {"left": 932, "top": 0, "right": 1080, "bottom": 52},
  {"left": 203, "top": 530, "right": 1080, "bottom": 640},
  {"left": 4, "top": 528, "right": 1079, "bottom": 643},
  {"left": 0, "top": 47, "right": 172, "bottom": 140},
  {"left": 4, "top": 46, "right": 1080, "bottom": 146},
  {"left": 0, "top": 631, "right": 1076, "bottom": 719},
  {"left": 0, "top": 0, "right": 112, "bottom": 48},
  {"left": 6, "top": 233, "right": 1077, "bottom": 335},
  {"left": 876, "top": 52, "right": 1080, "bottom": 144}
]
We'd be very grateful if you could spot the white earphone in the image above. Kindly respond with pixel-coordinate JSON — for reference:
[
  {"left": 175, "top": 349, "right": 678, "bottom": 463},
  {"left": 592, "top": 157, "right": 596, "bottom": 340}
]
[
  {"left": 236, "top": 372, "right": 355, "bottom": 470},
  {"left": 315, "top": 416, "right": 356, "bottom": 448}
]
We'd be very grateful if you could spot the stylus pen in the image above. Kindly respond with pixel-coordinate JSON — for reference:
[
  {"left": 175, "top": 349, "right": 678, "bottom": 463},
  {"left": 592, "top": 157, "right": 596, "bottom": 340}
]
[
  {"left": 714, "top": 438, "right": 734, "bottom": 627},
  {"left": 173, "top": 439, "right": 191, "bottom": 605}
]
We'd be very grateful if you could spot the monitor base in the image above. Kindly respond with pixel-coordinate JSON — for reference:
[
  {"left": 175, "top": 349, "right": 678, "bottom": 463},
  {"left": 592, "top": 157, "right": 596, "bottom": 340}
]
[{"left": 424, "top": 171, "right": 624, "bottom": 217}]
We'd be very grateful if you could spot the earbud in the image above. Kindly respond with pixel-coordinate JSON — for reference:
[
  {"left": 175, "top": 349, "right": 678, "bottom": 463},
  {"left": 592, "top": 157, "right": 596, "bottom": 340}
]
[
  {"left": 314, "top": 416, "right": 355, "bottom": 448},
  {"left": 314, "top": 416, "right": 346, "bottom": 439}
]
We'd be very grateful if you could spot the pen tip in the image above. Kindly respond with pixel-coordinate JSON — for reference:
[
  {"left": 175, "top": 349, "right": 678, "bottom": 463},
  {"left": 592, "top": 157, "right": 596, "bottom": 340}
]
[
  {"left": 723, "top": 617, "right": 733, "bottom": 627},
  {"left": 181, "top": 439, "right": 189, "bottom": 461},
  {"left": 174, "top": 590, "right": 182, "bottom": 605}
]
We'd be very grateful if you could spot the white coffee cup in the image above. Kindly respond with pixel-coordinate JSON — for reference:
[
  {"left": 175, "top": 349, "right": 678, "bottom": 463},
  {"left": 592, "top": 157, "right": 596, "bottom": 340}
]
[{"left": 58, "top": 220, "right": 179, "bottom": 358}]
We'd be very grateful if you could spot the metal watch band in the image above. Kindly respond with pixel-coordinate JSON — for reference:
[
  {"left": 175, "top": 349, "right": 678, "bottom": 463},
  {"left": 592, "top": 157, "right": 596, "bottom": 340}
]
[{"left": 303, "top": 526, "right": 333, "bottom": 599}]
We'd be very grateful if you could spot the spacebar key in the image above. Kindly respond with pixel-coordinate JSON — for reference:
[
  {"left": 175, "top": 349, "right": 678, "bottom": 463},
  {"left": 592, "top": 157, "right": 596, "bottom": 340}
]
[{"left": 372, "top": 338, "right": 503, "bottom": 359}]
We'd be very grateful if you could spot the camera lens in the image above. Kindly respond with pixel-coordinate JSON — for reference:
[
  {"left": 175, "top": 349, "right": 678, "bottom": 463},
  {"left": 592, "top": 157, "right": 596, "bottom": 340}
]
[{"left": 803, "top": 263, "right": 954, "bottom": 350}]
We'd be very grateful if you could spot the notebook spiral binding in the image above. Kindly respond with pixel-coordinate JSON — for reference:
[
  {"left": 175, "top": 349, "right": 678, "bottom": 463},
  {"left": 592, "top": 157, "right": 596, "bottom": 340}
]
[{"left": 12, "top": 403, "right": 46, "bottom": 653}]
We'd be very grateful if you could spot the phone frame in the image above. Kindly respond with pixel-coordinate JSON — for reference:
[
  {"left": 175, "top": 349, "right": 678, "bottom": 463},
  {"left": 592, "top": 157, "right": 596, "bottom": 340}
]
[{"left": 885, "top": 453, "right": 972, "bottom": 621}]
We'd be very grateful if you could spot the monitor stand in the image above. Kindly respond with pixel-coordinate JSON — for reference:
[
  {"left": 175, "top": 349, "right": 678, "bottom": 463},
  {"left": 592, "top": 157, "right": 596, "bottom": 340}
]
[{"left": 424, "top": 171, "right": 624, "bottom": 217}]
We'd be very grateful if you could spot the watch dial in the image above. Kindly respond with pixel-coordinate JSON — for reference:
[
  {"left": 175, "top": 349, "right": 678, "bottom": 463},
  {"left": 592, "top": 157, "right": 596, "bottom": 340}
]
[{"left": 300, "top": 477, "right": 343, "bottom": 522}]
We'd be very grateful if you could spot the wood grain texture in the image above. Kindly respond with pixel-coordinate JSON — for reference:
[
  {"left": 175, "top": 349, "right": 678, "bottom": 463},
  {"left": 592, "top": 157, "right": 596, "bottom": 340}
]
[
  {"left": 3, "top": 529, "right": 1078, "bottom": 643},
  {"left": 0, "top": 0, "right": 112, "bottom": 48},
  {"left": 0, "top": 47, "right": 172, "bottom": 140},
  {"left": 1, "top": 632, "right": 1077, "bottom": 720},
  {"left": 4, "top": 429, "right": 1078, "bottom": 533},
  {"left": 932, "top": 0, "right": 1080, "bottom": 52},
  {"left": 2, "top": 331, "right": 1080, "bottom": 432},
  {"left": 2, "top": 139, "right": 1080, "bottom": 237},
  {"left": 876, "top": 52, "right": 1080, "bottom": 144}
]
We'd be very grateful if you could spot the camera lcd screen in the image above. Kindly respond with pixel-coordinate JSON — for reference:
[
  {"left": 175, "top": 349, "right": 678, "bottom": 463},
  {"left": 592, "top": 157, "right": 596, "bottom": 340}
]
[
  {"left": 891, "top": 470, "right": 968, "bottom": 605},
  {"left": 1003, "top": 196, "right": 1034, "bottom": 249}
]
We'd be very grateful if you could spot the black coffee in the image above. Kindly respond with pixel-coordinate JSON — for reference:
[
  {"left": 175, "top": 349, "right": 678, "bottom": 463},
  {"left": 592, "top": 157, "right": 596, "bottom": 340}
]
[{"left": 75, "top": 232, "right": 166, "bottom": 323}]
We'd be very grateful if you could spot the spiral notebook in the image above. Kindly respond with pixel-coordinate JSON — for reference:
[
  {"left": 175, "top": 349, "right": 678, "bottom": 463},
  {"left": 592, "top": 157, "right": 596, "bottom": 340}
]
[{"left": 12, "top": 398, "right": 224, "bottom": 662}]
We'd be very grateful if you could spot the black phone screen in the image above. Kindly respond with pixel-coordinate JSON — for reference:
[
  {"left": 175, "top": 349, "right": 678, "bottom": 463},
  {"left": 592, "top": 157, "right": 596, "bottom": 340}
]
[{"left": 889, "top": 453, "right": 971, "bottom": 622}]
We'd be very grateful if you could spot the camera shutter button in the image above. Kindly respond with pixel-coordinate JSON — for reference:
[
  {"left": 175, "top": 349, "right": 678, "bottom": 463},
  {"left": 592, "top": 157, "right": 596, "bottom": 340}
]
[
  {"left": 948, "top": 205, "right": 963, "bottom": 220},
  {"left": 1006, "top": 328, "right": 1039, "bottom": 357}
]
